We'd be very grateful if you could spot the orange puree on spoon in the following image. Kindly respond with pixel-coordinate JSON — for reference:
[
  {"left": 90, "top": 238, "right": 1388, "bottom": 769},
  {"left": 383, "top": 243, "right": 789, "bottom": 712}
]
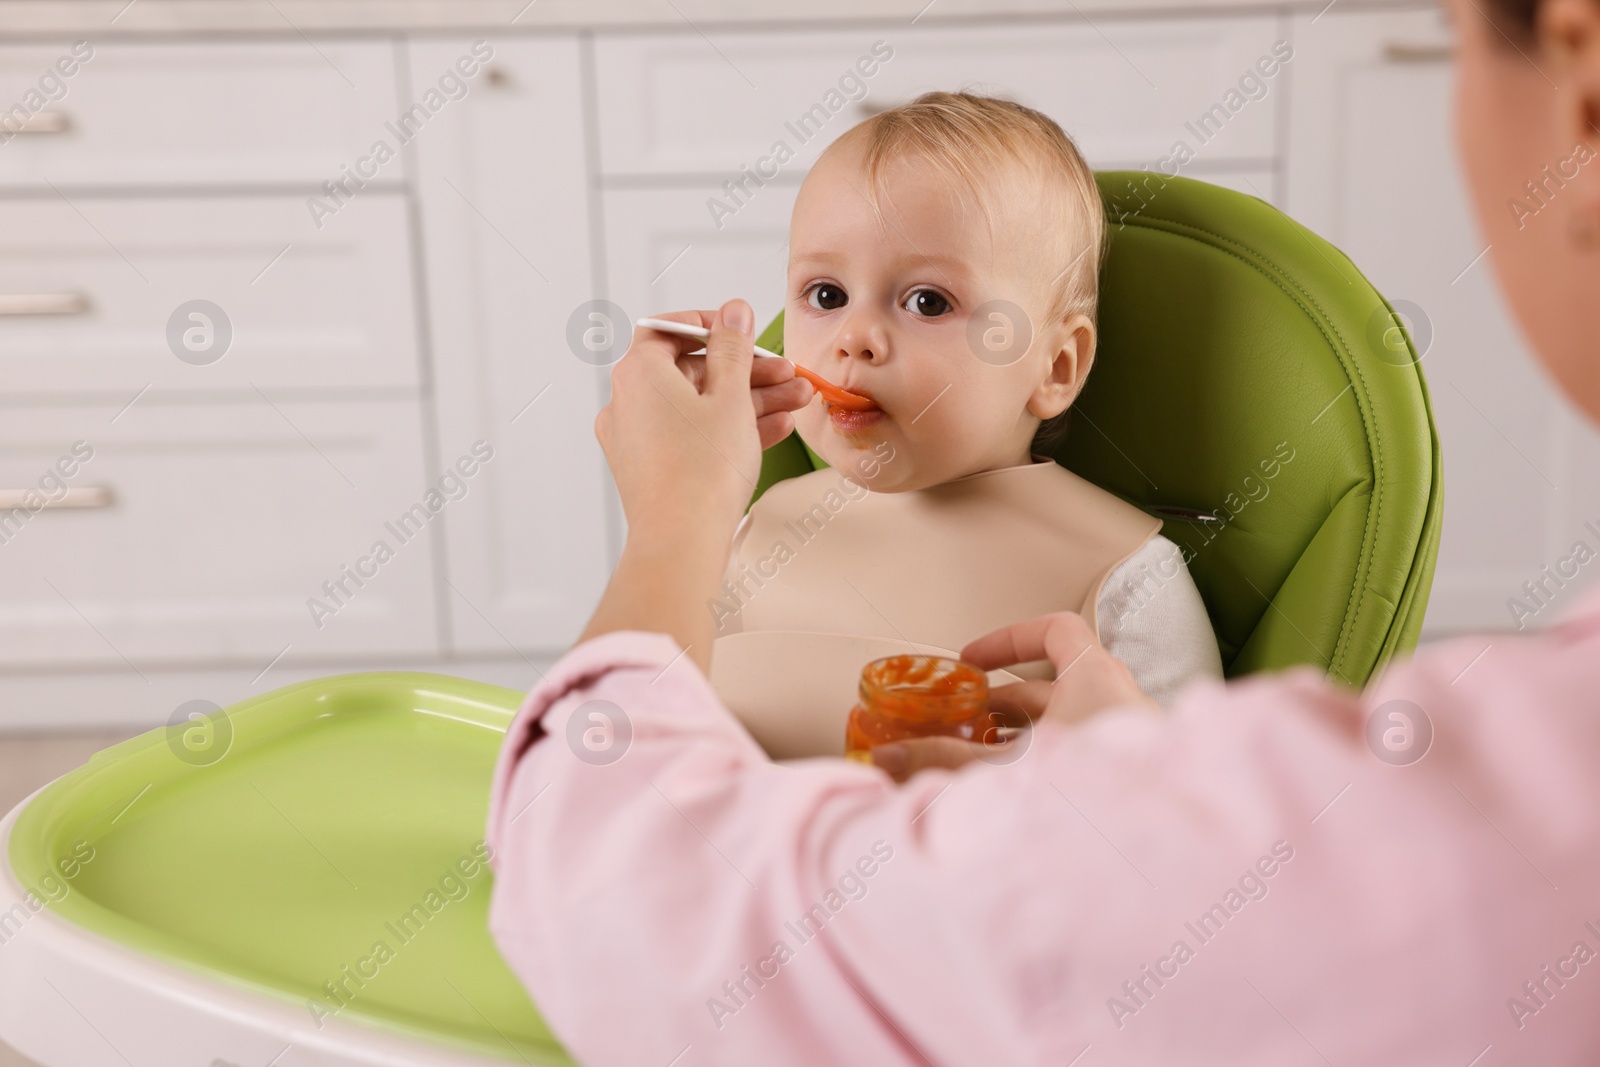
[{"left": 792, "top": 366, "right": 877, "bottom": 411}]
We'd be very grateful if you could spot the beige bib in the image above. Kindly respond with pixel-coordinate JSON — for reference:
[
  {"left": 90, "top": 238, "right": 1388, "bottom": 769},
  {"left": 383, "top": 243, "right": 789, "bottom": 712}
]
[{"left": 709, "top": 454, "right": 1160, "bottom": 758}]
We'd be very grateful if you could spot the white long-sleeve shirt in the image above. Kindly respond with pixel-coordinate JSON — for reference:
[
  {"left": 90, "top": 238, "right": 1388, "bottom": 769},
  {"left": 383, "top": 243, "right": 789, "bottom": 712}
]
[{"left": 1096, "top": 534, "right": 1223, "bottom": 705}]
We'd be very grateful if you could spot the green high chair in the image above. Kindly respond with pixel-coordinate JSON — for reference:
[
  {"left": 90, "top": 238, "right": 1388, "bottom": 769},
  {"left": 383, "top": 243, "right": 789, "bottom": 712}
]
[
  {"left": 753, "top": 172, "right": 1443, "bottom": 688},
  {"left": 0, "top": 174, "right": 1441, "bottom": 1067}
]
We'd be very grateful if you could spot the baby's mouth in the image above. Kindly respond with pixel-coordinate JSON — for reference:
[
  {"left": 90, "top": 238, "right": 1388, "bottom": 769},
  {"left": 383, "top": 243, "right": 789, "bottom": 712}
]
[{"left": 825, "top": 395, "right": 886, "bottom": 434}]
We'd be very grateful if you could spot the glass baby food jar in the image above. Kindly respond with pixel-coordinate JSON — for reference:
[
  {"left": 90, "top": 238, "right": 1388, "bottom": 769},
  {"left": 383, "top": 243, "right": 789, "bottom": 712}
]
[{"left": 844, "top": 654, "right": 990, "bottom": 762}]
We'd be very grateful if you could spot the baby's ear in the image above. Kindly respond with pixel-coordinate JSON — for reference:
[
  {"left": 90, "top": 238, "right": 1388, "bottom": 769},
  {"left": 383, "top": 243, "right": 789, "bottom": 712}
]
[{"left": 1027, "top": 313, "right": 1095, "bottom": 419}]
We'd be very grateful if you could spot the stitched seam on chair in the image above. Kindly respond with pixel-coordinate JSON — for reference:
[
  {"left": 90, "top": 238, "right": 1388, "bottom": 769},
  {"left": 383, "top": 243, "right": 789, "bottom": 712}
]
[{"left": 1106, "top": 209, "right": 1380, "bottom": 675}]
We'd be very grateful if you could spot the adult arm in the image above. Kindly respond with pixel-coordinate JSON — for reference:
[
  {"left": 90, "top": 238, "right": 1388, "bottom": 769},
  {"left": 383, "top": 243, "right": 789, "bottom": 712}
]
[
  {"left": 576, "top": 301, "right": 808, "bottom": 673},
  {"left": 488, "top": 296, "right": 1600, "bottom": 1065},
  {"left": 486, "top": 601, "right": 1600, "bottom": 1065}
]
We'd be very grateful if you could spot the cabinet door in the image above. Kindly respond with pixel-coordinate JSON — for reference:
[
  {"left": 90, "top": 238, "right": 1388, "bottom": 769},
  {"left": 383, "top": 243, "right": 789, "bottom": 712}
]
[
  {"left": 0, "top": 398, "right": 440, "bottom": 668},
  {"left": 605, "top": 182, "right": 797, "bottom": 337},
  {"left": 1285, "top": 9, "right": 1600, "bottom": 637},
  {"left": 410, "top": 36, "right": 613, "bottom": 656},
  {"left": 595, "top": 17, "right": 1289, "bottom": 178}
]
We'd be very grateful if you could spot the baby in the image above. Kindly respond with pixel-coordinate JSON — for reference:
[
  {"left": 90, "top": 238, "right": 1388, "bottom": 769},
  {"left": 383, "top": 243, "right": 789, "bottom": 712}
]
[{"left": 708, "top": 91, "right": 1222, "bottom": 758}]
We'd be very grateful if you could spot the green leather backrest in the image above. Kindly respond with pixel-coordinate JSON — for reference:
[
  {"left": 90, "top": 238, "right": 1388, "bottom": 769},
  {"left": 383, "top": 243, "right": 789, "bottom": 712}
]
[{"left": 749, "top": 172, "right": 1442, "bottom": 688}]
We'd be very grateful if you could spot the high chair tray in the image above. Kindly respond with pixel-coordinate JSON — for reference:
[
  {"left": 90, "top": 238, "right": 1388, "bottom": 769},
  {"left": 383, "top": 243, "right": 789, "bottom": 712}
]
[{"left": 0, "top": 672, "right": 573, "bottom": 1066}]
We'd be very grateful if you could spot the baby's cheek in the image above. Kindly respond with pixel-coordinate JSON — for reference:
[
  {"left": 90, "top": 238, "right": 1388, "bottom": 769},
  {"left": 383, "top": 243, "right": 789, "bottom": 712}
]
[{"left": 894, "top": 406, "right": 973, "bottom": 477}]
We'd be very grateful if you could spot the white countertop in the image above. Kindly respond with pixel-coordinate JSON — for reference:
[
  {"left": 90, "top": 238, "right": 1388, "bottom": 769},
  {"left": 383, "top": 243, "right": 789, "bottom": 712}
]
[{"left": 0, "top": 0, "right": 1429, "bottom": 37}]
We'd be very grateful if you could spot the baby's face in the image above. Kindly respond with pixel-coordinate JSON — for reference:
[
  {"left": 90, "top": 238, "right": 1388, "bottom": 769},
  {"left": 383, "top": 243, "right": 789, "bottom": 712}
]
[{"left": 785, "top": 137, "right": 1088, "bottom": 492}]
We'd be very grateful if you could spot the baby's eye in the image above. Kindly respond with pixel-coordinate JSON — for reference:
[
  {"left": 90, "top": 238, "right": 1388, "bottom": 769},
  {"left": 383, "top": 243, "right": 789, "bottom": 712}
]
[
  {"left": 806, "top": 283, "right": 848, "bottom": 311},
  {"left": 903, "top": 289, "right": 951, "bottom": 318}
]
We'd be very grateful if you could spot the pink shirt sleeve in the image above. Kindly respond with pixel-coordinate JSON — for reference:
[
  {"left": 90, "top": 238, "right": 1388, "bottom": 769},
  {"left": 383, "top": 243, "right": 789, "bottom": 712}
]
[{"left": 486, "top": 603, "right": 1600, "bottom": 1066}]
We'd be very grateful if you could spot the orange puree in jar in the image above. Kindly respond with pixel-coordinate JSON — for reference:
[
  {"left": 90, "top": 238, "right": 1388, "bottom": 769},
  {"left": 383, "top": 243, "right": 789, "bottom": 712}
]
[{"left": 844, "top": 654, "right": 989, "bottom": 762}]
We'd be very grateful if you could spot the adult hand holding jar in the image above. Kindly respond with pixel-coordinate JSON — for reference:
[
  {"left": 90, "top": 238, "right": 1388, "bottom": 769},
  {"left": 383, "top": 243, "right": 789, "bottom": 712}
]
[{"left": 867, "top": 611, "right": 1157, "bottom": 781}]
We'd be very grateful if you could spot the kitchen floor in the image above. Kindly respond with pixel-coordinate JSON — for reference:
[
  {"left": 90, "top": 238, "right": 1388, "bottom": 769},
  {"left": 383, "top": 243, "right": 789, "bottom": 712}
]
[{"left": 0, "top": 727, "right": 141, "bottom": 1067}]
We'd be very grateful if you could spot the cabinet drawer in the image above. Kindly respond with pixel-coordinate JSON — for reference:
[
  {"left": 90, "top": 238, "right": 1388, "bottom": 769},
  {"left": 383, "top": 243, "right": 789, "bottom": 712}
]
[
  {"left": 0, "top": 399, "right": 440, "bottom": 667},
  {"left": 595, "top": 17, "right": 1286, "bottom": 177},
  {"left": 0, "top": 41, "right": 399, "bottom": 187},
  {"left": 0, "top": 194, "right": 418, "bottom": 395}
]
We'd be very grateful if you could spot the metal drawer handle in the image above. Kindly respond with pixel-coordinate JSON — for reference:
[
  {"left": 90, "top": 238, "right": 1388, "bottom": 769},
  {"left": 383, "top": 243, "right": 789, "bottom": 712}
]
[
  {"left": 0, "top": 487, "right": 115, "bottom": 510},
  {"left": 7, "top": 110, "right": 72, "bottom": 135},
  {"left": 0, "top": 293, "right": 91, "bottom": 317},
  {"left": 1382, "top": 42, "right": 1456, "bottom": 62}
]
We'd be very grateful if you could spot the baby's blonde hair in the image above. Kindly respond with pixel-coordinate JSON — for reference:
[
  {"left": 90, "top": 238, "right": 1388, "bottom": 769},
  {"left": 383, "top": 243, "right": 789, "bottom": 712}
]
[{"left": 822, "top": 90, "right": 1104, "bottom": 448}]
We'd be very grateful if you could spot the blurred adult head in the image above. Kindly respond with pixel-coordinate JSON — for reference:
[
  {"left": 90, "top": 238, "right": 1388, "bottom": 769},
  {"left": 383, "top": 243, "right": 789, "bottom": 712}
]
[{"left": 1454, "top": 0, "right": 1600, "bottom": 418}]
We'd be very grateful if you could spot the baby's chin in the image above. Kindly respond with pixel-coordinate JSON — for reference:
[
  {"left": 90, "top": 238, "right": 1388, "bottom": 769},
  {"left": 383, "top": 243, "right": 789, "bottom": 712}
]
[
  {"left": 796, "top": 415, "right": 894, "bottom": 480},
  {"left": 797, "top": 407, "right": 883, "bottom": 453},
  {"left": 796, "top": 417, "right": 961, "bottom": 493}
]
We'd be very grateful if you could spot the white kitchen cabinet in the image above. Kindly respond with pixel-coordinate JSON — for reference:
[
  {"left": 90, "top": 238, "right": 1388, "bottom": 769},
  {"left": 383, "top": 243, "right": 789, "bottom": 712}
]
[
  {"left": 409, "top": 36, "right": 614, "bottom": 656},
  {"left": 0, "top": 41, "right": 400, "bottom": 188},
  {"left": 0, "top": 194, "right": 420, "bottom": 395},
  {"left": 1285, "top": 8, "right": 1600, "bottom": 636},
  {"left": 604, "top": 181, "right": 796, "bottom": 336},
  {"left": 595, "top": 16, "right": 1289, "bottom": 178},
  {"left": 0, "top": 397, "right": 441, "bottom": 668},
  {"left": 596, "top": 7, "right": 1291, "bottom": 331}
]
